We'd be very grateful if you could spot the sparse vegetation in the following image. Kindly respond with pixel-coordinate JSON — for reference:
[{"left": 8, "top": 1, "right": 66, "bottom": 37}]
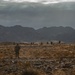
[{"left": 0, "top": 42, "right": 75, "bottom": 75}]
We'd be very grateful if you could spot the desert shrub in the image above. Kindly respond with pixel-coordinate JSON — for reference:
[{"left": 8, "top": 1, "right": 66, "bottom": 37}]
[
  {"left": 22, "top": 69, "right": 38, "bottom": 75},
  {"left": 22, "top": 62, "right": 40, "bottom": 75}
]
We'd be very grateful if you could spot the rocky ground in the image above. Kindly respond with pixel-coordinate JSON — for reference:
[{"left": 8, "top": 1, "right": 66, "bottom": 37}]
[{"left": 0, "top": 42, "right": 75, "bottom": 75}]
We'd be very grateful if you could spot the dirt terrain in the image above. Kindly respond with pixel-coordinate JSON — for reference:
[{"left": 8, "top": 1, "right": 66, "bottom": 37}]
[{"left": 0, "top": 42, "right": 75, "bottom": 75}]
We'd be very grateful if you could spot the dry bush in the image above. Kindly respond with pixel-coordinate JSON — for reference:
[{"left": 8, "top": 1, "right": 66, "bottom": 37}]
[
  {"left": 22, "top": 62, "right": 46, "bottom": 75},
  {"left": 15, "top": 61, "right": 46, "bottom": 75},
  {"left": 22, "top": 69, "right": 38, "bottom": 75},
  {"left": 22, "top": 68, "right": 45, "bottom": 75}
]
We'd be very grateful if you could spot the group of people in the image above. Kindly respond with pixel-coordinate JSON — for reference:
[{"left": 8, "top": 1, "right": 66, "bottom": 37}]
[{"left": 14, "top": 41, "right": 61, "bottom": 58}]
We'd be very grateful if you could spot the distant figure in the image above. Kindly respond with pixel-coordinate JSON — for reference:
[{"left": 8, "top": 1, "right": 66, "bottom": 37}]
[
  {"left": 47, "top": 42, "right": 49, "bottom": 44},
  {"left": 51, "top": 42, "right": 53, "bottom": 45},
  {"left": 59, "top": 41, "right": 61, "bottom": 44},
  {"left": 14, "top": 44, "right": 20, "bottom": 58},
  {"left": 31, "top": 42, "right": 34, "bottom": 45},
  {"left": 40, "top": 42, "right": 43, "bottom": 45}
]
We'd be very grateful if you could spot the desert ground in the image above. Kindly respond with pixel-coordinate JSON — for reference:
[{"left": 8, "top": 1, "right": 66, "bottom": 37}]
[{"left": 0, "top": 42, "right": 75, "bottom": 75}]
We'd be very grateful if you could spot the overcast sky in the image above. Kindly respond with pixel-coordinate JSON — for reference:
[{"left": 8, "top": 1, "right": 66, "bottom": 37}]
[
  {"left": 0, "top": 0, "right": 75, "bottom": 29},
  {"left": 3, "top": 0, "right": 75, "bottom": 3}
]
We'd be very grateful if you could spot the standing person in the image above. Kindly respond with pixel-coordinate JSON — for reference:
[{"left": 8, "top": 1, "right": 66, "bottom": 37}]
[{"left": 15, "top": 44, "right": 20, "bottom": 58}]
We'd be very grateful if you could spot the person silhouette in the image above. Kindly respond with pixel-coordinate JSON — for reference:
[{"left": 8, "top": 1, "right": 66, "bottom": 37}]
[{"left": 14, "top": 44, "right": 20, "bottom": 58}]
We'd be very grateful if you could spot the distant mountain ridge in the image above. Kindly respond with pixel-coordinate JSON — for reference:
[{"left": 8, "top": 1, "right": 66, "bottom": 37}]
[{"left": 0, "top": 25, "right": 75, "bottom": 43}]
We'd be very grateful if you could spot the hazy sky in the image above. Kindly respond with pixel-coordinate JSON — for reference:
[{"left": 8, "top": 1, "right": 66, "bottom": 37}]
[{"left": 0, "top": 0, "right": 75, "bottom": 29}]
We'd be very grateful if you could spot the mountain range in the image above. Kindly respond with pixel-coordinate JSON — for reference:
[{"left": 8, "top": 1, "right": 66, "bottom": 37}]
[{"left": 0, "top": 25, "right": 75, "bottom": 43}]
